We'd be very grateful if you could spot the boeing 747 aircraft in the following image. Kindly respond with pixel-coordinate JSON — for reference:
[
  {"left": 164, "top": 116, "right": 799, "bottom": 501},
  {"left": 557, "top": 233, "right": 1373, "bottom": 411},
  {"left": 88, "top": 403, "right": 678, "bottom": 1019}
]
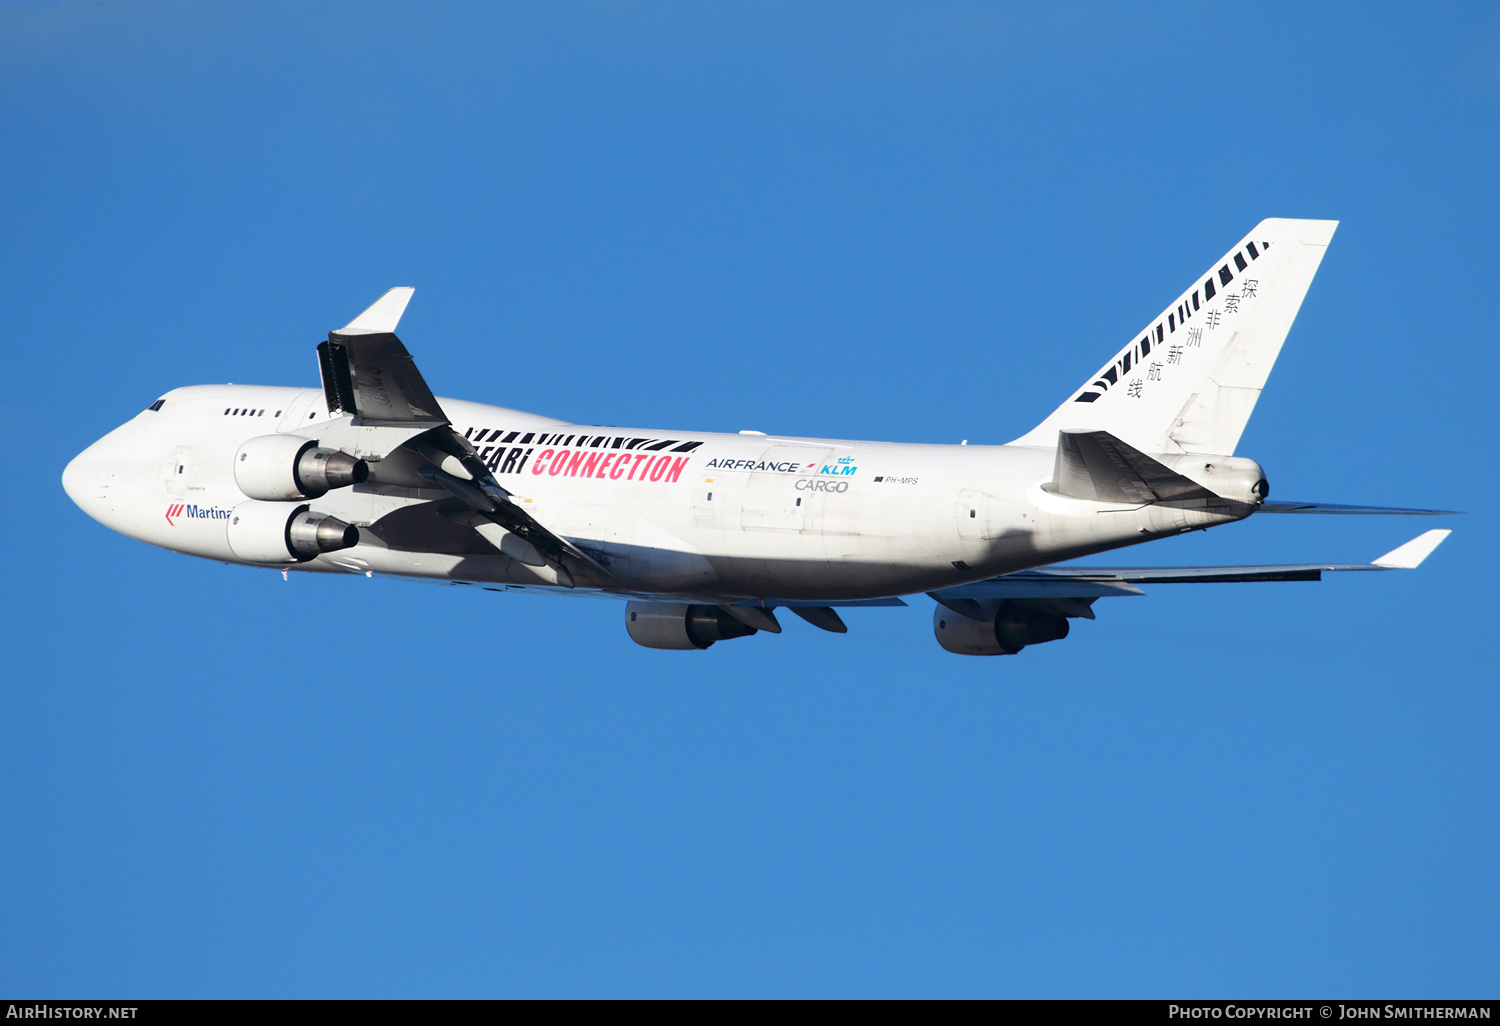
[{"left": 62, "top": 219, "right": 1452, "bottom": 654}]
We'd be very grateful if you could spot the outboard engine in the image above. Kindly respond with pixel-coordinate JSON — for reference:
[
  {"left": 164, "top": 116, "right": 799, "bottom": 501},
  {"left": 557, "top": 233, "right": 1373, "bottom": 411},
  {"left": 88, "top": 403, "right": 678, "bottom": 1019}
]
[
  {"left": 226, "top": 500, "right": 360, "bottom": 563},
  {"left": 933, "top": 600, "right": 1070, "bottom": 656},
  {"left": 625, "top": 602, "right": 758, "bottom": 650},
  {"left": 234, "top": 434, "right": 367, "bottom": 500}
]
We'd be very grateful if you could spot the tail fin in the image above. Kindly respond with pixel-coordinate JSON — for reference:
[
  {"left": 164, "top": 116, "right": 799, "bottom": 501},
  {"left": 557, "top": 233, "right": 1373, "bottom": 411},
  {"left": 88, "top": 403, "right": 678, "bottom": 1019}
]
[{"left": 1012, "top": 218, "right": 1338, "bottom": 456}]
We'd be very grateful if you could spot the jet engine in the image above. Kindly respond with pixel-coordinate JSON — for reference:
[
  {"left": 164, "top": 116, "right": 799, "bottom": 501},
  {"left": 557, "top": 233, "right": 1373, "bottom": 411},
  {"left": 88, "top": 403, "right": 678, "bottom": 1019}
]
[
  {"left": 226, "top": 500, "right": 360, "bottom": 563},
  {"left": 234, "top": 434, "right": 368, "bottom": 501},
  {"left": 933, "top": 600, "right": 1070, "bottom": 656},
  {"left": 625, "top": 601, "right": 758, "bottom": 650}
]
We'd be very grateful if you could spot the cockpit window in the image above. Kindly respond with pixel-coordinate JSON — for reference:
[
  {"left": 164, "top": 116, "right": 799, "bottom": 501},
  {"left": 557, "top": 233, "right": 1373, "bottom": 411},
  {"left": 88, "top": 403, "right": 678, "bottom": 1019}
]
[{"left": 147, "top": 399, "right": 166, "bottom": 412}]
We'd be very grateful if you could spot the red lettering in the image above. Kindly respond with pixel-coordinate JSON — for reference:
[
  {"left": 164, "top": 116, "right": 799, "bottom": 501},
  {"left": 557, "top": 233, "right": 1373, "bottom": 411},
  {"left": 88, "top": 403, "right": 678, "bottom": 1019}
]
[
  {"left": 598, "top": 453, "right": 618, "bottom": 478},
  {"left": 648, "top": 455, "right": 668, "bottom": 482},
  {"left": 567, "top": 451, "right": 588, "bottom": 476},
  {"left": 628, "top": 453, "right": 651, "bottom": 480},
  {"left": 534, "top": 448, "right": 554, "bottom": 475},
  {"left": 666, "top": 456, "right": 690, "bottom": 483},
  {"left": 608, "top": 453, "right": 628, "bottom": 479},
  {"left": 580, "top": 452, "right": 602, "bottom": 478},
  {"left": 549, "top": 450, "right": 569, "bottom": 476}
]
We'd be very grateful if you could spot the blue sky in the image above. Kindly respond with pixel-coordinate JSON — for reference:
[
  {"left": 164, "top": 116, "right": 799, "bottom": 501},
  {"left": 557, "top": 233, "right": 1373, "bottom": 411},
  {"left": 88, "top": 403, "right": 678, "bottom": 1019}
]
[{"left": 2, "top": 1, "right": 1496, "bottom": 997}]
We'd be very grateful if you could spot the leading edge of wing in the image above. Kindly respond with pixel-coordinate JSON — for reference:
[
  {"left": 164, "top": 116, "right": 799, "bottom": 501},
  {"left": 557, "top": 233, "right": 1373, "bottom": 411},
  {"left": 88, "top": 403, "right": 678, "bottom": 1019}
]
[{"left": 937, "top": 530, "right": 1452, "bottom": 598}]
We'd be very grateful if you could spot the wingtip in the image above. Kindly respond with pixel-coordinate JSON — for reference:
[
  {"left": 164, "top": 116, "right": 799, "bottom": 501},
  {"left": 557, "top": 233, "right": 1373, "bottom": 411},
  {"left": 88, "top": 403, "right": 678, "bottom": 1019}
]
[
  {"left": 336, "top": 286, "right": 415, "bottom": 335},
  {"left": 1372, "top": 529, "right": 1452, "bottom": 569}
]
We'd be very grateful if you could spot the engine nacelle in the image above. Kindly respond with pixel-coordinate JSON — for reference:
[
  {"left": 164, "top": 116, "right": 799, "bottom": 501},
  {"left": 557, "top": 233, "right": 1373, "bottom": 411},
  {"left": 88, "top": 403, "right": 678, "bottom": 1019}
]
[
  {"left": 625, "top": 601, "right": 758, "bottom": 650},
  {"left": 234, "top": 434, "right": 368, "bottom": 501},
  {"left": 933, "top": 600, "right": 1070, "bottom": 656},
  {"left": 226, "top": 500, "right": 360, "bottom": 564}
]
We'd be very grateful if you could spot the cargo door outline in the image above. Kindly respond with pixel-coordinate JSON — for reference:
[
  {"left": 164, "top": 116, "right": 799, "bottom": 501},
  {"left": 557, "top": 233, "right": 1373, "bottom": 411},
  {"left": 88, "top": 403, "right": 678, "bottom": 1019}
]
[{"left": 742, "top": 446, "right": 829, "bottom": 531}]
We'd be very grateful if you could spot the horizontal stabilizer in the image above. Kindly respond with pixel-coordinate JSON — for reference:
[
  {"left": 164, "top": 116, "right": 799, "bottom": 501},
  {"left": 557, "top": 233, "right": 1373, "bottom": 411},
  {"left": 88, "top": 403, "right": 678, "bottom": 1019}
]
[
  {"left": 1052, "top": 429, "right": 1217, "bottom": 505},
  {"left": 1258, "top": 501, "right": 1457, "bottom": 515}
]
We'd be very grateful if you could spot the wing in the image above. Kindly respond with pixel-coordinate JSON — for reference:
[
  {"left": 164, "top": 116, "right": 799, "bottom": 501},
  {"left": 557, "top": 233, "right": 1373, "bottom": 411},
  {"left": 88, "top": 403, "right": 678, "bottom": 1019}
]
[
  {"left": 318, "top": 288, "right": 447, "bottom": 425},
  {"left": 929, "top": 530, "right": 1451, "bottom": 620},
  {"left": 312, "top": 288, "right": 607, "bottom": 585}
]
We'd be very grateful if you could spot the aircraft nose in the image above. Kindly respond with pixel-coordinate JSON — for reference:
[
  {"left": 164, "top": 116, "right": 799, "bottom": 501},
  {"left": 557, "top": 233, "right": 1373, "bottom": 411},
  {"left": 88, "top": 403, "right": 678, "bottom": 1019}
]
[
  {"left": 62, "top": 435, "right": 117, "bottom": 524},
  {"left": 61, "top": 449, "right": 90, "bottom": 506}
]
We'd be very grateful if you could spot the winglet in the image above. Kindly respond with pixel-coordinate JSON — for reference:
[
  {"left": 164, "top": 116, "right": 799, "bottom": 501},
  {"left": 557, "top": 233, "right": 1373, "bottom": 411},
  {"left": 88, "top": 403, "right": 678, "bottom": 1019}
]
[
  {"left": 1372, "top": 529, "right": 1452, "bottom": 569},
  {"left": 337, "top": 287, "right": 415, "bottom": 335}
]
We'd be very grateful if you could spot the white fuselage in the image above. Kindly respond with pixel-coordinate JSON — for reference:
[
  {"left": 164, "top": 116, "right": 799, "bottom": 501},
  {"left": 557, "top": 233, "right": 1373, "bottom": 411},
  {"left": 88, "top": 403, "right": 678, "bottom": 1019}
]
[{"left": 63, "top": 383, "right": 1247, "bottom": 601}]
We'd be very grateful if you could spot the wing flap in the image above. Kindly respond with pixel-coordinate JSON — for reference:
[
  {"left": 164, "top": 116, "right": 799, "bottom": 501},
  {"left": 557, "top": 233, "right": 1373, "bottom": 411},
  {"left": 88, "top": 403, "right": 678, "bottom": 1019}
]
[
  {"left": 320, "top": 332, "right": 448, "bottom": 424},
  {"left": 320, "top": 288, "right": 448, "bottom": 425}
]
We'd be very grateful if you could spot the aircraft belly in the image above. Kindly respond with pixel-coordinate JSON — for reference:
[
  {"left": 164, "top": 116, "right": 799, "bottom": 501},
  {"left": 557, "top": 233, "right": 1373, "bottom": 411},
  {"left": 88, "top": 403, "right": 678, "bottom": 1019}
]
[{"left": 552, "top": 504, "right": 719, "bottom": 591}]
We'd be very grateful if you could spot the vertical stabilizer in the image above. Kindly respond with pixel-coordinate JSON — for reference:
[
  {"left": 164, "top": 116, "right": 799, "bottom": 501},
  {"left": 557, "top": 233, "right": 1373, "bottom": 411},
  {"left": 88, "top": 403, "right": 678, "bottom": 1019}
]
[{"left": 1012, "top": 218, "right": 1337, "bottom": 456}]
